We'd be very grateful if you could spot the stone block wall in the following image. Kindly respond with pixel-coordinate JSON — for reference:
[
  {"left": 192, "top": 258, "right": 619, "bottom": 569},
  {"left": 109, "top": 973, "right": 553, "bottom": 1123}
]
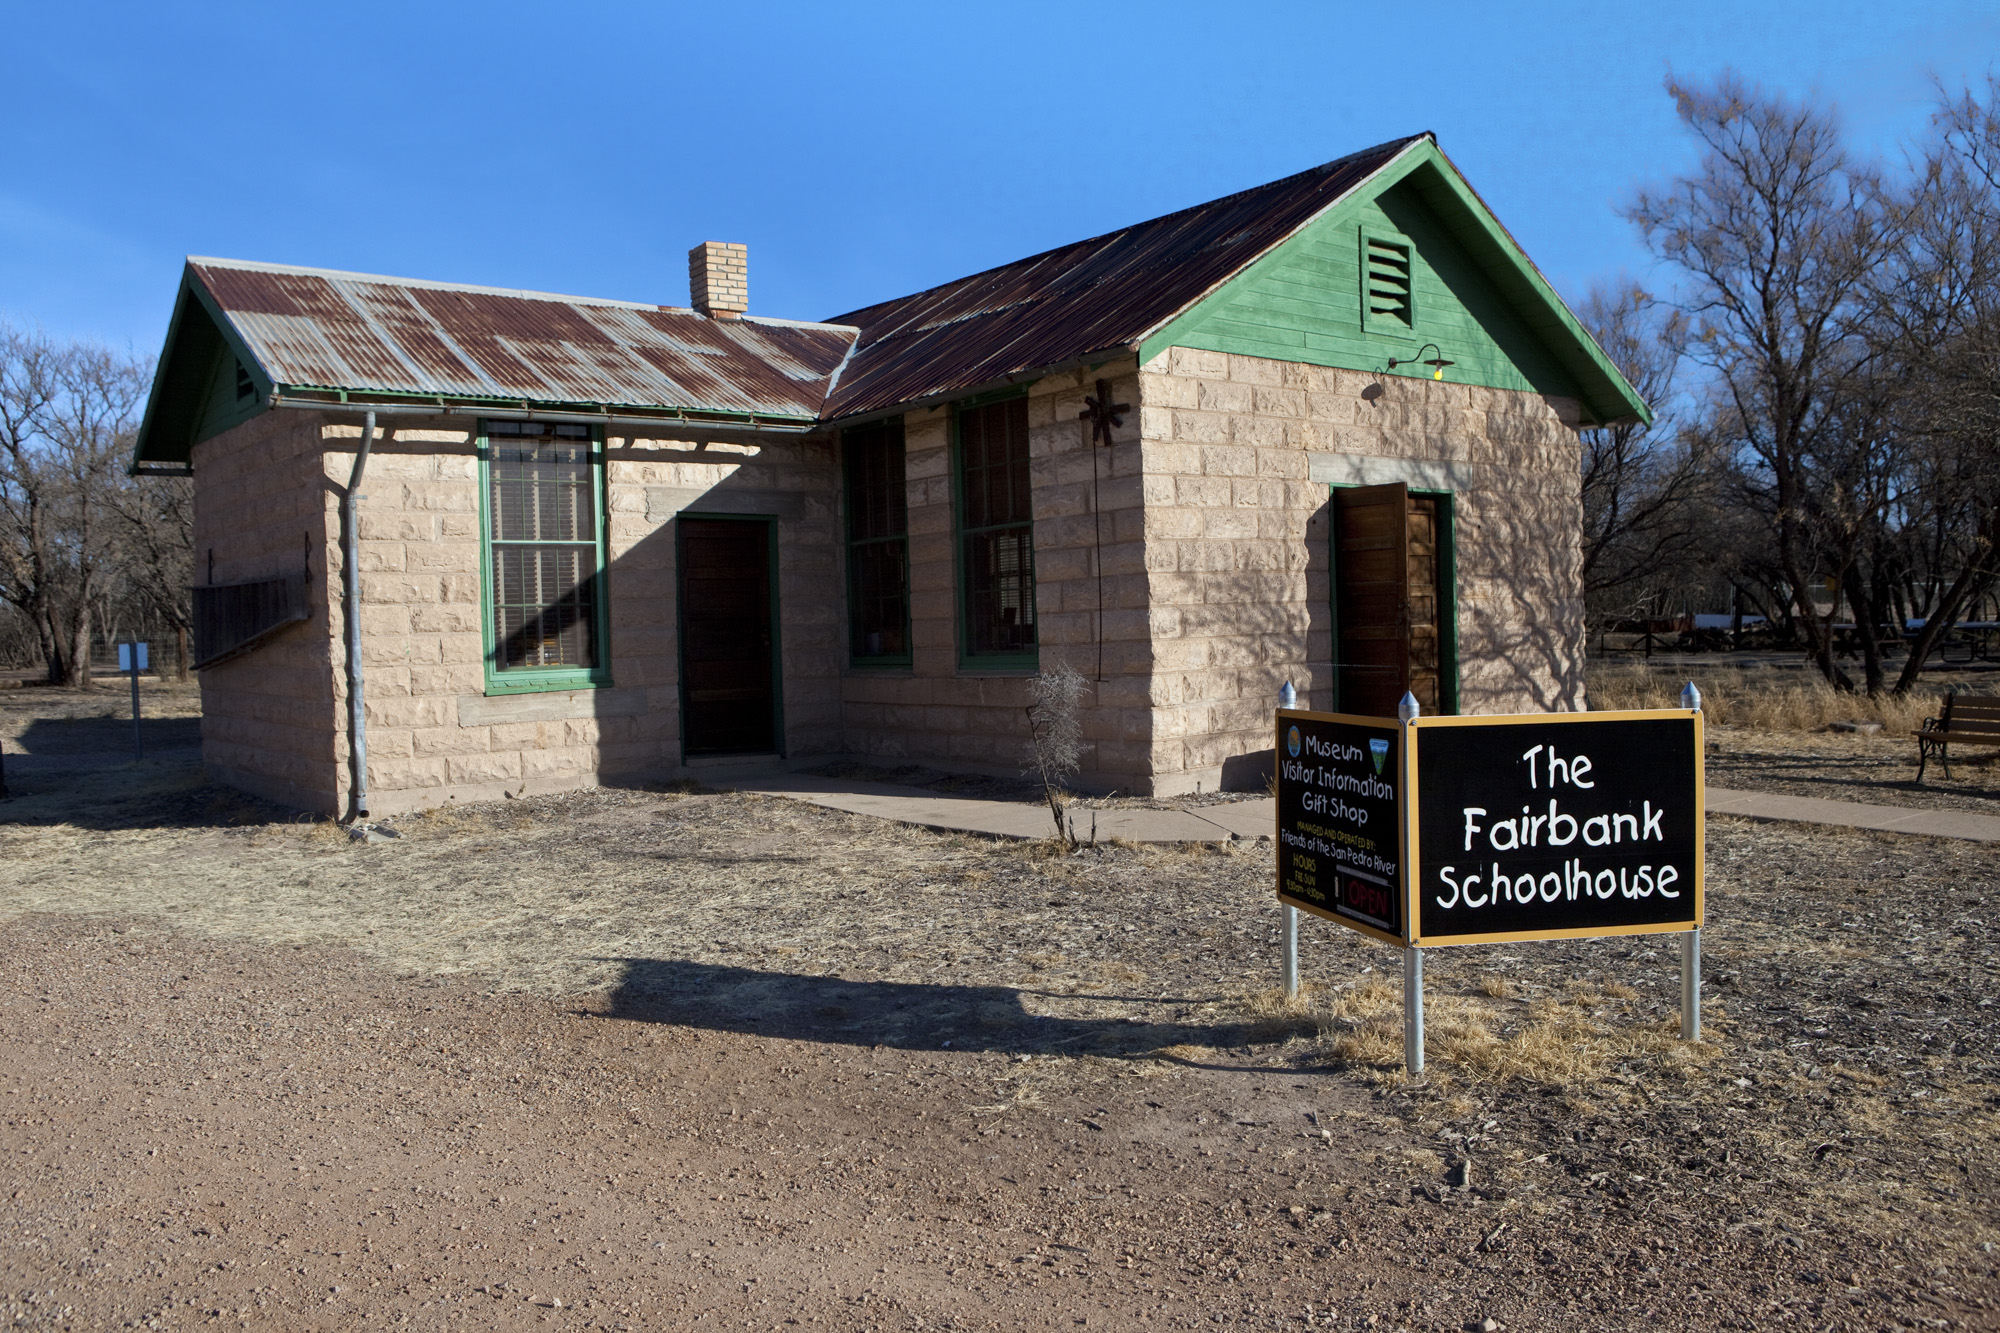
[
  {"left": 195, "top": 412, "right": 844, "bottom": 818},
  {"left": 1135, "top": 346, "right": 1586, "bottom": 794},
  {"left": 190, "top": 410, "right": 340, "bottom": 813},
  {"left": 837, "top": 358, "right": 1153, "bottom": 789},
  {"left": 192, "top": 344, "right": 1584, "bottom": 812}
]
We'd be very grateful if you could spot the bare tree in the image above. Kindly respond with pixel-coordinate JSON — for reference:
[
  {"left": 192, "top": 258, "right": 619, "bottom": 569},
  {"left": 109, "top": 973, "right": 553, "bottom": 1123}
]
[
  {"left": 0, "top": 324, "right": 67, "bottom": 680},
  {"left": 1576, "top": 283, "right": 1721, "bottom": 624},
  {"left": 0, "top": 324, "right": 150, "bottom": 686},
  {"left": 1630, "top": 74, "right": 1900, "bottom": 692},
  {"left": 107, "top": 473, "right": 195, "bottom": 680},
  {"left": 1865, "top": 78, "right": 2000, "bottom": 692}
]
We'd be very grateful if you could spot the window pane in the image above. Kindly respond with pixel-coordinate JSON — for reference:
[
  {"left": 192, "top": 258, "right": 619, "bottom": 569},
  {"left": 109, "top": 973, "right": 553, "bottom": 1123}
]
[
  {"left": 844, "top": 420, "right": 907, "bottom": 544},
  {"left": 965, "top": 524, "right": 1036, "bottom": 655},
  {"left": 491, "top": 438, "right": 596, "bottom": 544},
  {"left": 486, "top": 423, "right": 600, "bottom": 672},
  {"left": 849, "top": 541, "right": 909, "bottom": 657},
  {"left": 492, "top": 545, "right": 598, "bottom": 669},
  {"left": 844, "top": 420, "right": 910, "bottom": 660},
  {"left": 959, "top": 397, "right": 1030, "bottom": 529}
]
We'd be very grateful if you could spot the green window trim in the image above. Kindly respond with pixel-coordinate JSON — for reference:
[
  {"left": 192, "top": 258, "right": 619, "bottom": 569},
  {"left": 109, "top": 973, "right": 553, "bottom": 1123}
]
[
  {"left": 842, "top": 419, "right": 914, "bottom": 668},
  {"left": 951, "top": 389, "right": 1039, "bottom": 672},
  {"left": 476, "top": 419, "right": 613, "bottom": 696}
]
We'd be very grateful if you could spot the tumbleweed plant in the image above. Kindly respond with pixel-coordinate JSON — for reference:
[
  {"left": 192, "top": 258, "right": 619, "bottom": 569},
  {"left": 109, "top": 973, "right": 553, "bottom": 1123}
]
[{"left": 1024, "top": 660, "right": 1089, "bottom": 846}]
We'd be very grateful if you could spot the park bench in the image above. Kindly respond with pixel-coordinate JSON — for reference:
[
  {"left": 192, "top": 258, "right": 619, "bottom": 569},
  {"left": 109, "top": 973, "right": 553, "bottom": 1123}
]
[{"left": 1914, "top": 692, "right": 2000, "bottom": 781}]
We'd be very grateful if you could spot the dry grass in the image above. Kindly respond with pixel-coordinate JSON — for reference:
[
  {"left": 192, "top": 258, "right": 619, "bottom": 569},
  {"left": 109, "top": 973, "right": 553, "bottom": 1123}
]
[
  {"left": 1587, "top": 662, "right": 1946, "bottom": 733},
  {"left": 1309, "top": 973, "right": 1722, "bottom": 1091}
]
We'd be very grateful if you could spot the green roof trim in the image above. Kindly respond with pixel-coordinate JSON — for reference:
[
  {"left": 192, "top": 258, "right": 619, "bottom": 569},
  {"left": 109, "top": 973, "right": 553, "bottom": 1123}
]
[
  {"left": 130, "top": 268, "right": 275, "bottom": 470},
  {"left": 1137, "top": 139, "right": 1650, "bottom": 428}
]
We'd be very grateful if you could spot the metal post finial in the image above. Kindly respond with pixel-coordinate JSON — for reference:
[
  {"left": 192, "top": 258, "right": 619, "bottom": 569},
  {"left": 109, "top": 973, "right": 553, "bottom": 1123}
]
[
  {"left": 1278, "top": 679, "right": 1297, "bottom": 711},
  {"left": 1397, "top": 691, "right": 1420, "bottom": 723},
  {"left": 1680, "top": 681, "right": 1702, "bottom": 712}
]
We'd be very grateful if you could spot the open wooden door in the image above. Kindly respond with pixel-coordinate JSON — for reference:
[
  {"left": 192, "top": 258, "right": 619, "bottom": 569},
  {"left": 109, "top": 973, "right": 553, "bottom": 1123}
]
[{"left": 1333, "top": 484, "right": 1444, "bottom": 717}]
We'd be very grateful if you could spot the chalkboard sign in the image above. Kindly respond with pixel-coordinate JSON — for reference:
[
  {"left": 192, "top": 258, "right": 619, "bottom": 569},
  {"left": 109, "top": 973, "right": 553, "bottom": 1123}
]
[
  {"left": 1409, "top": 712, "right": 1703, "bottom": 945},
  {"left": 1275, "top": 710, "right": 1405, "bottom": 945}
]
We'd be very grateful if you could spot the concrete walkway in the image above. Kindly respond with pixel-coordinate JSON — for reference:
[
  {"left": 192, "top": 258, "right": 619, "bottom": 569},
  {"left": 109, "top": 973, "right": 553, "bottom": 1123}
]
[
  {"left": 1705, "top": 786, "right": 2000, "bottom": 842},
  {"left": 718, "top": 774, "right": 2000, "bottom": 845},
  {"left": 714, "top": 774, "right": 1274, "bottom": 843}
]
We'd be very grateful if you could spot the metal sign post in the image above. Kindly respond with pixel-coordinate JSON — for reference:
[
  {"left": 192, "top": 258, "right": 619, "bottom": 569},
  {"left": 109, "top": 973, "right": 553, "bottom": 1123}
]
[
  {"left": 1680, "top": 680, "right": 1703, "bottom": 1041},
  {"left": 118, "top": 641, "right": 149, "bottom": 762},
  {"left": 1278, "top": 680, "right": 1300, "bottom": 998},
  {"left": 1397, "top": 690, "right": 1423, "bottom": 1073}
]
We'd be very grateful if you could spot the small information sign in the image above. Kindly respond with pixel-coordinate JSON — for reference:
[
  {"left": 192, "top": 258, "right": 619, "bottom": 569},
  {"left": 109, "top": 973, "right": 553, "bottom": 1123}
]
[
  {"left": 1409, "top": 711, "right": 1702, "bottom": 944},
  {"left": 118, "top": 642, "right": 149, "bottom": 672},
  {"left": 1275, "top": 709, "right": 1405, "bottom": 946}
]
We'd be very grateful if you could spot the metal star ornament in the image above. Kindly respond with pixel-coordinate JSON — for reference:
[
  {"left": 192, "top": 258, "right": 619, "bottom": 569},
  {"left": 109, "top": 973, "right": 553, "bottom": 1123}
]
[{"left": 1078, "top": 378, "right": 1130, "bottom": 447}]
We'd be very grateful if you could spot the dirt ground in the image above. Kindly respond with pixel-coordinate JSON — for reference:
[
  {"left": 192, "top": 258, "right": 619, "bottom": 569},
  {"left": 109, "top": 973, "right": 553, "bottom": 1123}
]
[{"left": 1, "top": 680, "right": 1998, "bottom": 1331}]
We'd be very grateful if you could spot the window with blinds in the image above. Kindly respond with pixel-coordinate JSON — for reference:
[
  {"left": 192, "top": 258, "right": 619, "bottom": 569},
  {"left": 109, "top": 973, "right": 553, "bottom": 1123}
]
[
  {"left": 483, "top": 420, "right": 606, "bottom": 684},
  {"left": 955, "top": 395, "right": 1037, "bottom": 662},
  {"left": 843, "top": 418, "right": 911, "bottom": 664},
  {"left": 1363, "top": 233, "right": 1415, "bottom": 333}
]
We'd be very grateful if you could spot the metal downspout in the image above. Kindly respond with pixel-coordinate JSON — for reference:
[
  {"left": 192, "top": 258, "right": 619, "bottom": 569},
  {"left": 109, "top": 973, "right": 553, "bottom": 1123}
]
[{"left": 344, "top": 411, "right": 376, "bottom": 820}]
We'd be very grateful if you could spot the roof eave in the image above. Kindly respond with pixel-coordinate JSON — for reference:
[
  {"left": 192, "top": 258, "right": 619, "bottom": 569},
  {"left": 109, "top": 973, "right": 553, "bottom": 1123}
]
[
  {"left": 817, "top": 345, "right": 1141, "bottom": 431},
  {"left": 1412, "top": 146, "right": 1653, "bottom": 427},
  {"left": 1130, "top": 135, "right": 1436, "bottom": 361}
]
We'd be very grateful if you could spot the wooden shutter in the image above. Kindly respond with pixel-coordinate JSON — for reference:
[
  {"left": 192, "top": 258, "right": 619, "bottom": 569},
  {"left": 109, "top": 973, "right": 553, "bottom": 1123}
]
[
  {"left": 1406, "top": 494, "right": 1442, "bottom": 712},
  {"left": 1334, "top": 483, "right": 1409, "bottom": 718},
  {"left": 191, "top": 575, "right": 308, "bottom": 670},
  {"left": 1334, "top": 484, "right": 1449, "bottom": 717}
]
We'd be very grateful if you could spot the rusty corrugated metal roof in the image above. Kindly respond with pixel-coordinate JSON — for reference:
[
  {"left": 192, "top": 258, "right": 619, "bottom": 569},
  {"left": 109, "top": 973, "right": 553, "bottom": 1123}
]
[
  {"left": 821, "top": 136, "right": 1424, "bottom": 419},
  {"left": 189, "top": 258, "right": 857, "bottom": 420}
]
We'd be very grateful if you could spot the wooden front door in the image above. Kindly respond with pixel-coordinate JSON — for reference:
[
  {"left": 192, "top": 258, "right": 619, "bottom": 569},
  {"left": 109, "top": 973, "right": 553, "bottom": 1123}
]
[
  {"left": 679, "top": 518, "right": 777, "bottom": 756},
  {"left": 1333, "top": 483, "right": 1446, "bottom": 717}
]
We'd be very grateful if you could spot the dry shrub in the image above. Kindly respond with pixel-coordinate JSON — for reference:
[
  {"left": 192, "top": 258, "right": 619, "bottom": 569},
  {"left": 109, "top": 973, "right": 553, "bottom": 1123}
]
[
  {"left": 1587, "top": 663, "right": 1940, "bottom": 733},
  {"left": 1477, "top": 974, "right": 1517, "bottom": 999}
]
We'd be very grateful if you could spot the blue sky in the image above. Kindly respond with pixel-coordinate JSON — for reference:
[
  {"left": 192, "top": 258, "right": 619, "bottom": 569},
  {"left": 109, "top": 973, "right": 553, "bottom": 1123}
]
[{"left": 5, "top": 1, "right": 1997, "bottom": 358}]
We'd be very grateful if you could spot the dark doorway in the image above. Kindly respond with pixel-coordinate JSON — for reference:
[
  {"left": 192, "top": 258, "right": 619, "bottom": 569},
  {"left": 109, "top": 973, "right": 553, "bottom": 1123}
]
[
  {"left": 1332, "top": 483, "right": 1454, "bottom": 718},
  {"left": 678, "top": 517, "right": 778, "bottom": 756}
]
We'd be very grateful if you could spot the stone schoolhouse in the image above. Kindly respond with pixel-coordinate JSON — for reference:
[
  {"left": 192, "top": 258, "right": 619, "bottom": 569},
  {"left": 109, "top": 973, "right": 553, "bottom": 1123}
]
[{"left": 131, "top": 133, "right": 1647, "bottom": 818}]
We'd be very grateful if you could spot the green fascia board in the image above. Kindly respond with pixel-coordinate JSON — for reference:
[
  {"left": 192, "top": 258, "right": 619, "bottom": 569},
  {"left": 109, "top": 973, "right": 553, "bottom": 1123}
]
[
  {"left": 1138, "top": 140, "right": 1650, "bottom": 428},
  {"left": 130, "top": 268, "right": 276, "bottom": 470}
]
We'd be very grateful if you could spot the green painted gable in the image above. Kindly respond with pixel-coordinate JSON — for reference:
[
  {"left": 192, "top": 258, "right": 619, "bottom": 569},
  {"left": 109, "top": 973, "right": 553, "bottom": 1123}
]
[
  {"left": 1139, "top": 141, "right": 1647, "bottom": 427},
  {"left": 130, "top": 272, "right": 273, "bottom": 472}
]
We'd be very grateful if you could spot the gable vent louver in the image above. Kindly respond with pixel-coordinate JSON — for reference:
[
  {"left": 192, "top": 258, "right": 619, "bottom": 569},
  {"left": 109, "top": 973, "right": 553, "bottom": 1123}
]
[{"left": 1364, "top": 236, "right": 1413, "bottom": 330}]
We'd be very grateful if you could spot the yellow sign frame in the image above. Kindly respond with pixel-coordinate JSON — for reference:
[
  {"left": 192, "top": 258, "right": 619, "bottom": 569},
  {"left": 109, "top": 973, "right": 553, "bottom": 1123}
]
[
  {"left": 1401, "top": 708, "right": 1704, "bottom": 947},
  {"left": 1274, "top": 707, "right": 1409, "bottom": 947}
]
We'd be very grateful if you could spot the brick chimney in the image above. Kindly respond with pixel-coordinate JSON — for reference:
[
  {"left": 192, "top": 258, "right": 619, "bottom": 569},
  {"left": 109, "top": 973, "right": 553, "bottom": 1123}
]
[{"left": 689, "top": 241, "right": 748, "bottom": 319}]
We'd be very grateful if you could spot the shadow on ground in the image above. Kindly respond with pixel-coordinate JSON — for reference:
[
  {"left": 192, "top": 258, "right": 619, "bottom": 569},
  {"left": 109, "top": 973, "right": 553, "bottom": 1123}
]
[
  {"left": 1714, "top": 744, "right": 1999, "bottom": 803},
  {"left": 599, "top": 957, "right": 1286, "bottom": 1063},
  {"left": 0, "top": 752, "right": 306, "bottom": 832},
  {"left": 10, "top": 715, "right": 203, "bottom": 755}
]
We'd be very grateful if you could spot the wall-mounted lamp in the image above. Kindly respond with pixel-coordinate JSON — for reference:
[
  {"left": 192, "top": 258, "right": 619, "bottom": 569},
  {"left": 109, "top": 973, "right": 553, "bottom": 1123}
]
[{"left": 1388, "top": 344, "right": 1454, "bottom": 381}]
